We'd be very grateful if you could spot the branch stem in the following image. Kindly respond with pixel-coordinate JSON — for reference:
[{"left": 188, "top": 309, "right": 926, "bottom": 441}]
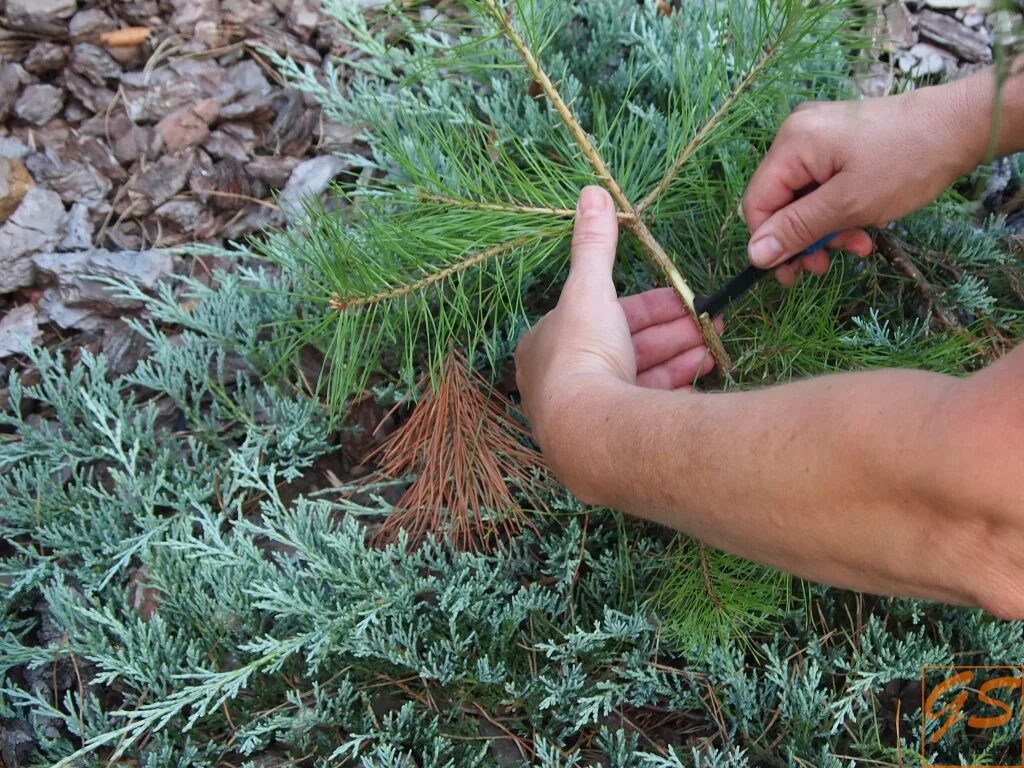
[
  {"left": 636, "top": 39, "right": 782, "bottom": 216},
  {"left": 483, "top": 0, "right": 731, "bottom": 368},
  {"left": 330, "top": 236, "right": 535, "bottom": 311},
  {"left": 419, "top": 193, "right": 635, "bottom": 222},
  {"left": 481, "top": 0, "right": 634, "bottom": 214}
]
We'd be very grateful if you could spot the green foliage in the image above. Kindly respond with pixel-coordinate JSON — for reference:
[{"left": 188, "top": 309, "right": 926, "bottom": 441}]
[
  {"left": 258, "top": 0, "right": 858, "bottom": 410},
  {"left": 4, "top": 0, "right": 1024, "bottom": 765}
]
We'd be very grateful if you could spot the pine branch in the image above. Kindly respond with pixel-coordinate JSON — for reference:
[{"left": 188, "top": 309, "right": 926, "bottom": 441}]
[
  {"left": 479, "top": 0, "right": 633, "bottom": 213},
  {"left": 418, "top": 193, "right": 636, "bottom": 222},
  {"left": 635, "top": 36, "right": 785, "bottom": 217},
  {"left": 329, "top": 235, "right": 536, "bottom": 311},
  {"left": 480, "top": 0, "right": 730, "bottom": 366}
]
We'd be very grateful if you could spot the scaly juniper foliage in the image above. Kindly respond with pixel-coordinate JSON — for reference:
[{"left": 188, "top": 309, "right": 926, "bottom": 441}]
[
  {"left": 3, "top": 265, "right": 1024, "bottom": 766},
  {"left": 2, "top": 0, "right": 1024, "bottom": 765}
]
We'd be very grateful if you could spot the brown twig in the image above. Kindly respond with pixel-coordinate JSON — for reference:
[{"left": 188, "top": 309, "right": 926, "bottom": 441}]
[{"left": 873, "top": 231, "right": 962, "bottom": 331}]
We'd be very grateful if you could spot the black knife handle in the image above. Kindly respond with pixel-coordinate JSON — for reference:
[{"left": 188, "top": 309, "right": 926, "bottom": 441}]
[
  {"left": 692, "top": 232, "right": 837, "bottom": 317},
  {"left": 692, "top": 263, "right": 776, "bottom": 317}
]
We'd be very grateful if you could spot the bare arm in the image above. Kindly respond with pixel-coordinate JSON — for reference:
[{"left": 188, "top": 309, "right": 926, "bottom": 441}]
[
  {"left": 543, "top": 354, "right": 1024, "bottom": 615},
  {"left": 515, "top": 68, "right": 1024, "bottom": 616}
]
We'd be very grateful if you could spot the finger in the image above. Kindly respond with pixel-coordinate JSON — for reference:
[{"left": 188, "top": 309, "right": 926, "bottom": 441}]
[
  {"left": 742, "top": 135, "right": 825, "bottom": 236},
  {"left": 800, "top": 250, "right": 830, "bottom": 275},
  {"left": 830, "top": 228, "right": 873, "bottom": 257},
  {"left": 636, "top": 346, "right": 716, "bottom": 390},
  {"left": 774, "top": 261, "right": 801, "bottom": 287},
  {"left": 632, "top": 316, "right": 704, "bottom": 372},
  {"left": 564, "top": 185, "right": 619, "bottom": 302},
  {"left": 620, "top": 287, "right": 687, "bottom": 332},
  {"left": 748, "top": 176, "right": 859, "bottom": 268}
]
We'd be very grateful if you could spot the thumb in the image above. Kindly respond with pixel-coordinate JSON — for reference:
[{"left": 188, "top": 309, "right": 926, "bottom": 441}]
[
  {"left": 565, "top": 186, "right": 618, "bottom": 298},
  {"left": 747, "top": 179, "right": 853, "bottom": 268}
]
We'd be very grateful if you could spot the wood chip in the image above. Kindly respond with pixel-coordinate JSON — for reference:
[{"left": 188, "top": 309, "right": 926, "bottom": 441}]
[{"left": 98, "top": 27, "right": 152, "bottom": 48}]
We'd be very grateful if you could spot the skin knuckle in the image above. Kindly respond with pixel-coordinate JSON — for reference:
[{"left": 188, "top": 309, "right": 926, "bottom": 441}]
[
  {"left": 781, "top": 207, "right": 815, "bottom": 246},
  {"left": 571, "top": 231, "right": 610, "bottom": 249}
]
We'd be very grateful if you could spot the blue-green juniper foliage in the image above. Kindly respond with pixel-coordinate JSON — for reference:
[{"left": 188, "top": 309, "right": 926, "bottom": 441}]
[{"left": 2, "top": 0, "right": 1024, "bottom": 765}]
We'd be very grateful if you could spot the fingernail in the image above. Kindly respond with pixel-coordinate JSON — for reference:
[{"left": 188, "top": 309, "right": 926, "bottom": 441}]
[
  {"left": 748, "top": 235, "right": 783, "bottom": 267},
  {"left": 578, "top": 186, "right": 607, "bottom": 219}
]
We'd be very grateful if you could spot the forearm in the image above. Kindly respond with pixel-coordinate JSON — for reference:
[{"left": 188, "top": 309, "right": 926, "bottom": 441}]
[
  {"left": 550, "top": 365, "right": 1022, "bottom": 610},
  {"left": 924, "top": 56, "right": 1024, "bottom": 170}
]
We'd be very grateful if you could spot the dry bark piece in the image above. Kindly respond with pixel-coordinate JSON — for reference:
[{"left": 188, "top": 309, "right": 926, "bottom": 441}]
[
  {"left": 24, "top": 42, "right": 68, "bottom": 75},
  {"left": 71, "top": 136, "right": 127, "bottom": 184},
  {"left": 170, "top": 0, "right": 220, "bottom": 32},
  {"left": 122, "top": 72, "right": 202, "bottom": 122},
  {"left": 61, "top": 70, "right": 115, "bottom": 114},
  {"left": 169, "top": 58, "right": 234, "bottom": 101},
  {"left": 14, "top": 85, "right": 65, "bottom": 126},
  {"left": 38, "top": 288, "right": 98, "bottom": 330},
  {"left": 127, "top": 566, "right": 161, "bottom": 621},
  {"left": 246, "top": 155, "right": 301, "bottom": 188},
  {"left": 203, "top": 131, "right": 255, "bottom": 162},
  {"left": 62, "top": 71, "right": 116, "bottom": 114},
  {"left": 884, "top": 1, "right": 917, "bottom": 50},
  {"left": 26, "top": 153, "right": 112, "bottom": 207},
  {"left": 0, "top": 188, "right": 66, "bottom": 294},
  {"left": 58, "top": 202, "right": 94, "bottom": 251},
  {"left": 155, "top": 99, "right": 220, "bottom": 153},
  {"left": 155, "top": 199, "right": 214, "bottom": 233},
  {"left": 124, "top": 152, "right": 196, "bottom": 216},
  {"left": 0, "top": 139, "right": 30, "bottom": 161},
  {"left": 0, "top": 159, "right": 34, "bottom": 224},
  {"left": 69, "top": 9, "right": 118, "bottom": 40},
  {"left": 0, "top": 65, "right": 26, "bottom": 123},
  {"left": 192, "top": 157, "right": 267, "bottom": 211},
  {"left": 262, "top": 90, "right": 319, "bottom": 155},
  {"left": 0, "top": 304, "right": 41, "bottom": 359},
  {"left": 249, "top": 23, "right": 322, "bottom": 66},
  {"left": 280, "top": 155, "right": 346, "bottom": 217},
  {"left": 907, "top": 41, "right": 958, "bottom": 76},
  {"left": 70, "top": 43, "right": 124, "bottom": 87},
  {"left": 286, "top": 0, "right": 321, "bottom": 41},
  {"left": 33, "top": 249, "right": 177, "bottom": 313},
  {"left": 114, "top": 123, "right": 157, "bottom": 165},
  {"left": 6, "top": 0, "right": 76, "bottom": 34}
]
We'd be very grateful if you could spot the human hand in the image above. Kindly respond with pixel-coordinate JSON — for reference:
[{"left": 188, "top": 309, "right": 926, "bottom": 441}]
[
  {"left": 514, "top": 186, "right": 717, "bottom": 462},
  {"left": 742, "top": 88, "right": 976, "bottom": 286}
]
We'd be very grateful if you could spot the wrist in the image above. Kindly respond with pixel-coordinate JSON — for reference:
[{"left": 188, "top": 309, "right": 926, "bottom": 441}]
[
  {"left": 536, "top": 374, "right": 632, "bottom": 506},
  {"left": 904, "top": 80, "right": 988, "bottom": 177}
]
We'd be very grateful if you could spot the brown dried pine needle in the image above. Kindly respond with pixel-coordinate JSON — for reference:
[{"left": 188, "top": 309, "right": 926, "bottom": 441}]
[{"left": 372, "top": 351, "right": 546, "bottom": 551}]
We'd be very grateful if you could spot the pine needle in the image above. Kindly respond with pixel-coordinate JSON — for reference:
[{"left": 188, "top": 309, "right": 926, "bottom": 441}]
[{"left": 371, "top": 350, "right": 547, "bottom": 551}]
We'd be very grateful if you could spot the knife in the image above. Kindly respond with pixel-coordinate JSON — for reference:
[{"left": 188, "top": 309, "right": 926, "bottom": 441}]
[{"left": 692, "top": 233, "right": 837, "bottom": 318}]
